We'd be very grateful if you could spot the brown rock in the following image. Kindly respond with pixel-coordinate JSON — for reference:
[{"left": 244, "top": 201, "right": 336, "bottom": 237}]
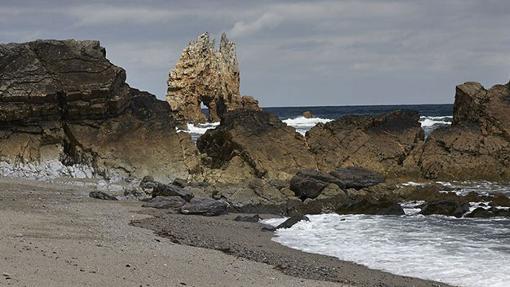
[
  {"left": 166, "top": 33, "right": 260, "bottom": 124},
  {"left": 0, "top": 40, "right": 199, "bottom": 181},
  {"left": 197, "top": 110, "right": 317, "bottom": 181},
  {"left": 420, "top": 80, "right": 510, "bottom": 180},
  {"left": 306, "top": 110, "right": 424, "bottom": 178}
]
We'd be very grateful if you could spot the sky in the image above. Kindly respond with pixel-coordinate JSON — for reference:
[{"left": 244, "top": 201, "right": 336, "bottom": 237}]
[{"left": 1, "top": 0, "right": 510, "bottom": 107}]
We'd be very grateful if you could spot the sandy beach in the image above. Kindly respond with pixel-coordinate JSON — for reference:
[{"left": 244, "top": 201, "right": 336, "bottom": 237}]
[
  {"left": 0, "top": 177, "right": 451, "bottom": 287},
  {"left": 0, "top": 177, "right": 353, "bottom": 287}
]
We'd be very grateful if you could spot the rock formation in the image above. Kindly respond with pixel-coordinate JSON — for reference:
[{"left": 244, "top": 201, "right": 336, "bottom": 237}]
[
  {"left": 419, "top": 81, "right": 510, "bottom": 180},
  {"left": 0, "top": 39, "right": 199, "bottom": 181},
  {"left": 196, "top": 110, "right": 317, "bottom": 182},
  {"left": 166, "top": 33, "right": 260, "bottom": 124},
  {"left": 306, "top": 110, "right": 424, "bottom": 178}
]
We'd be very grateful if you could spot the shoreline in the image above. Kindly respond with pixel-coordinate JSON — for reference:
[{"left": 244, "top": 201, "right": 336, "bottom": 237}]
[
  {"left": 0, "top": 176, "right": 452, "bottom": 287},
  {"left": 0, "top": 177, "right": 344, "bottom": 287},
  {"left": 133, "top": 209, "right": 453, "bottom": 287}
]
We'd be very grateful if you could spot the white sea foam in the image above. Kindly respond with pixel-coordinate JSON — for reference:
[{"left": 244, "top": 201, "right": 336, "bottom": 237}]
[
  {"left": 419, "top": 116, "right": 452, "bottom": 138},
  {"left": 265, "top": 213, "right": 510, "bottom": 287},
  {"left": 177, "top": 122, "right": 220, "bottom": 141},
  {"left": 177, "top": 114, "right": 453, "bottom": 139},
  {"left": 436, "top": 181, "right": 510, "bottom": 197},
  {"left": 282, "top": 116, "right": 333, "bottom": 135}
]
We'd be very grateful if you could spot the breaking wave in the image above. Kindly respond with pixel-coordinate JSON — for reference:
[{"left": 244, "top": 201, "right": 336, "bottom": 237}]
[{"left": 264, "top": 211, "right": 510, "bottom": 287}]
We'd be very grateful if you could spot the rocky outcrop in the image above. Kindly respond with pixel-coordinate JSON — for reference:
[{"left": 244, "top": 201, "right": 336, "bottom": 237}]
[
  {"left": 419, "top": 81, "right": 510, "bottom": 180},
  {"left": 167, "top": 33, "right": 260, "bottom": 124},
  {"left": 0, "top": 39, "right": 199, "bottom": 181},
  {"left": 306, "top": 110, "right": 424, "bottom": 178},
  {"left": 197, "top": 110, "right": 317, "bottom": 181}
]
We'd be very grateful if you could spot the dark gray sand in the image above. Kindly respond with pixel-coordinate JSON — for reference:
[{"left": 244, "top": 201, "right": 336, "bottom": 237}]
[{"left": 133, "top": 210, "right": 453, "bottom": 287}]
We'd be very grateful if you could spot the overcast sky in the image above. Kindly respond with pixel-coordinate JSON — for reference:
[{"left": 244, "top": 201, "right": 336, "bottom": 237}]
[{"left": 1, "top": 0, "right": 509, "bottom": 106}]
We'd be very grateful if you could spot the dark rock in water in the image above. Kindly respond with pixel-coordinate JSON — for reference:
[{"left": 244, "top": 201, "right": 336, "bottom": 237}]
[
  {"left": 303, "top": 111, "right": 313, "bottom": 118},
  {"left": 336, "top": 198, "right": 404, "bottom": 215},
  {"left": 263, "top": 215, "right": 310, "bottom": 231},
  {"left": 140, "top": 178, "right": 193, "bottom": 201},
  {"left": 197, "top": 110, "right": 316, "bottom": 181},
  {"left": 290, "top": 186, "right": 348, "bottom": 215},
  {"left": 306, "top": 110, "right": 424, "bottom": 178},
  {"left": 329, "top": 167, "right": 384, "bottom": 189},
  {"left": 464, "top": 207, "right": 493, "bottom": 218},
  {"left": 290, "top": 170, "right": 337, "bottom": 200},
  {"left": 465, "top": 206, "right": 510, "bottom": 218},
  {"left": 492, "top": 193, "right": 510, "bottom": 207},
  {"left": 89, "top": 191, "right": 117, "bottom": 201},
  {"left": 142, "top": 196, "right": 185, "bottom": 209},
  {"left": 420, "top": 200, "right": 470, "bottom": 218},
  {"left": 234, "top": 214, "right": 261, "bottom": 222},
  {"left": 180, "top": 198, "right": 228, "bottom": 216}
]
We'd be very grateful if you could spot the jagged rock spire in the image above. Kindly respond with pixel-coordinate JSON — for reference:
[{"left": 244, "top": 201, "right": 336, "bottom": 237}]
[{"left": 167, "top": 32, "right": 259, "bottom": 124}]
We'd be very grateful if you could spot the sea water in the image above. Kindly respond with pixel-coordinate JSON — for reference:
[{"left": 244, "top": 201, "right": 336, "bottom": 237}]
[
  {"left": 263, "top": 182, "right": 510, "bottom": 287},
  {"left": 180, "top": 104, "right": 510, "bottom": 286},
  {"left": 180, "top": 104, "right": 453, "bottom": 139}
]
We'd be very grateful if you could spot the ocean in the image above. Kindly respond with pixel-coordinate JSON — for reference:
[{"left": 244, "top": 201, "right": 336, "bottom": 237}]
[
  {"left": 183, "top": 104, "right": 509, "bottom": 287},
  {"left": 184, "top": 104, "right": 454, "bottom": 140}
]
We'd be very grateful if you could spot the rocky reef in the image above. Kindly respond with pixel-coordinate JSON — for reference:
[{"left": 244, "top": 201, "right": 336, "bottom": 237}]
[
  {"left": 2, "top": 37, "right": 510, "bottom": 220},
  {"left": 0, "top": 39, "right": 198, "bottom": 181},
  {"left": 166, "top": 33, "right": 260, "bottom": 124}
]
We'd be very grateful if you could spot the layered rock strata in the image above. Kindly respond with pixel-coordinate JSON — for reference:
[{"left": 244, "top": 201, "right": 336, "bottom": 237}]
[
  {"left": 166, "top": 33, "right": 260, "bottom": 124},
  {"left": 0, "top": 40, "right": 199, "bottom": 181}
]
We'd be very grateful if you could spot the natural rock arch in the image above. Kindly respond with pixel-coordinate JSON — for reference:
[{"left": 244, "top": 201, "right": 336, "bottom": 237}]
[{"left": 166, "top": 32, "right": 259, "bottom": 124}]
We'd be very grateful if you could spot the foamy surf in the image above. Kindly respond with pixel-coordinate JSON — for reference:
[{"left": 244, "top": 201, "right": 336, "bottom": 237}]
[
  {"left": 420, "top": 116, "right": 452, "bottom": 137},
  {"left": 178, "top": 114, "right": 453, "bottom": 140},
  {"left": 282, "top": 116, "right": 333, "bottom": 135},
  {"left": 264, "top": 213, "right": 510, "bottom": 287}
]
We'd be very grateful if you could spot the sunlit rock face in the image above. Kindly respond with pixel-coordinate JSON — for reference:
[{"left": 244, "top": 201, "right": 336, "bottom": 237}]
[{"left": 166, "top": 32, "right": 259, "bottom": 124}]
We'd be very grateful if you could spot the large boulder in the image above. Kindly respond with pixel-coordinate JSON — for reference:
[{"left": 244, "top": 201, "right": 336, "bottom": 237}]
[
  {"left": 289, "top": 167, "right": 384, "bottom": 200},
  {"left": 306, "top": 111, "right": 424, "bottom": 178},
  {"left": 0, "top": 39, "right": 199, "bottom": 181},
  {"left": 419, "top": 200, "right": 470, "bottom": 218},
  {"left": 420, "top": 81, "right": 510, "bottom": 180},
  {"left": 197, "top": 110, "right": 317, "bottom": 181},
  {"left": 180, "top": 198, "right": 228, "bottom": 216},
  {"left": 289, "top": 170, "right": 339, "bottom": 200},
  {"left": 140, "top": 177, "right": 193, "bottom": 201},
  {"left": 166, "top": 33, "right": 260, "bottom": 124}
]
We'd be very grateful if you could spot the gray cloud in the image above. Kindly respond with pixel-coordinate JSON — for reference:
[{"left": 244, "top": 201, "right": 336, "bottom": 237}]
[{"left": 1, "top": 0, "right": 509, "bottom": 106}]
